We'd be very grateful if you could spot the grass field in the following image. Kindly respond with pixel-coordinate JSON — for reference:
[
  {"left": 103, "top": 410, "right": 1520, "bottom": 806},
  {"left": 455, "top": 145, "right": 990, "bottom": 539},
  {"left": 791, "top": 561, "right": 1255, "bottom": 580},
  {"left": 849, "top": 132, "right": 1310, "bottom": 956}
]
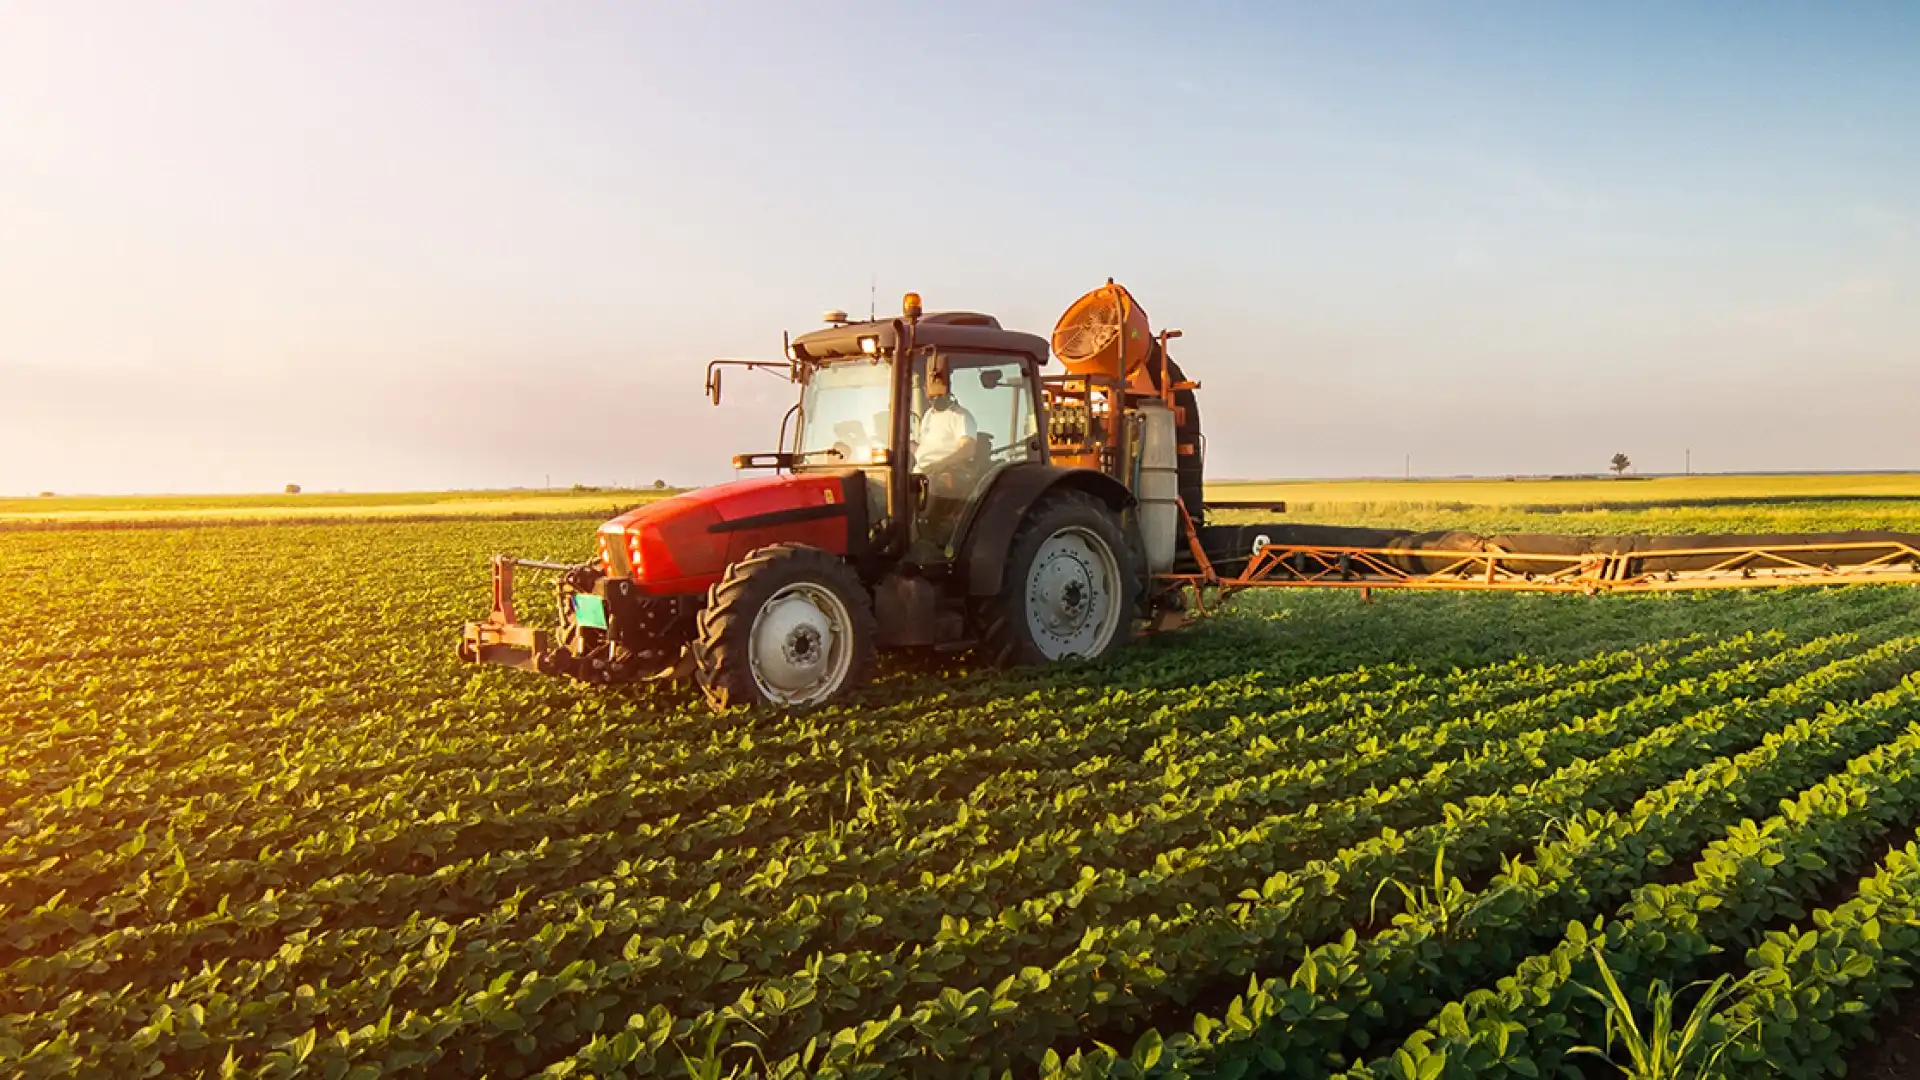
[
  {"left": 1207, "top": 472, "right": 1920, "bottom": 536},
  {"left": 13, "top": 472, "right": 1920, "bottom": 533},
  {"left": 8, "top": 485, "right": 1920, "bottom": 1077},
  {"left": 0, "top": 488, "right": 672, "bottom": 527},
  {"left": 1217, "top": 472, "right": 1920, "bottom": 508}
]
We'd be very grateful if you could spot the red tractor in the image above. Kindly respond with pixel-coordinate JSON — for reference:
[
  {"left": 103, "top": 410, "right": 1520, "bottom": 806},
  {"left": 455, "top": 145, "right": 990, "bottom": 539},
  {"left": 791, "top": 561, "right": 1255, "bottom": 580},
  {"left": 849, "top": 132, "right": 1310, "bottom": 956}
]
[{"left": 460, "top": 285, "right": 1207, "bottom": 709}]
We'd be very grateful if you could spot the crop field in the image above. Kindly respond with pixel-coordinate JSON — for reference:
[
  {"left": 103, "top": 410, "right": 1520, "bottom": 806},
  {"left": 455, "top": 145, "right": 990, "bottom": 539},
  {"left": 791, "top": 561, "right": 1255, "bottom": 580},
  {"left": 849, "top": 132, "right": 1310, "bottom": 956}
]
[
  {"left": 1216, "top": 472, "right": 1920, "bottom": 508},
  {"left": 10, "top": 495, "right": 1920, "bottom": 1078},
  {"left": 14, "top": 472, "right": 1920, "bottom": 533},
  {"left": 0, "top": 489, "right": 672, "bottom": 529},
  {"left": 1212, "top": 473, "right": 1920, "bottom": 538}
]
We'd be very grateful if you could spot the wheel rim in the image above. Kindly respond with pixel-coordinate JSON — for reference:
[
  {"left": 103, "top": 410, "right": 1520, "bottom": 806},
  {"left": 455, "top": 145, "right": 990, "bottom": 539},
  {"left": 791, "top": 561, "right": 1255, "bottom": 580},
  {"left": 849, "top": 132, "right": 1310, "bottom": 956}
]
[
  {"left": 1024, "top": 525, "right": 1122, "bottom": 660},
  {"left": 747, "top": 583, "right": 854, "bottom": 705}
]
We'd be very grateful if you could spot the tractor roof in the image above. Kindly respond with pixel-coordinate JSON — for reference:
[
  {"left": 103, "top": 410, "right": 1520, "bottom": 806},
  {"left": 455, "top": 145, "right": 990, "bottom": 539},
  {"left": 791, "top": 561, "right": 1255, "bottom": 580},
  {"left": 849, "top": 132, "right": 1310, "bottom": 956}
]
[{"left": 789, "top": 313, "right": 1051, "bottom": 364}]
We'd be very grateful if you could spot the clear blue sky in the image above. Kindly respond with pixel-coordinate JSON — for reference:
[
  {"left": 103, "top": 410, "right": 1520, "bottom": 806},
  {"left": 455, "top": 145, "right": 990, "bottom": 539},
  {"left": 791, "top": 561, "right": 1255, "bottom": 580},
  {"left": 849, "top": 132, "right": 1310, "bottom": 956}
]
[{"left": 3, "top": 1, "right": 1917, "bottom": 493}]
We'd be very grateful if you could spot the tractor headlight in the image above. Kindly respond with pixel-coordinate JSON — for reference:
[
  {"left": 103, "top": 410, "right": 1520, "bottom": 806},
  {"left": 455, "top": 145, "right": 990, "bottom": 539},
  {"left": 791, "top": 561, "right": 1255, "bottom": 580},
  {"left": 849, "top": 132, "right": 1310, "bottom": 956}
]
[
  {"left": 858, "top": 336, "right": 879, "bottom": 356},
  {"left": 597, "top": 519, "right": 635, "bottom": 578}
]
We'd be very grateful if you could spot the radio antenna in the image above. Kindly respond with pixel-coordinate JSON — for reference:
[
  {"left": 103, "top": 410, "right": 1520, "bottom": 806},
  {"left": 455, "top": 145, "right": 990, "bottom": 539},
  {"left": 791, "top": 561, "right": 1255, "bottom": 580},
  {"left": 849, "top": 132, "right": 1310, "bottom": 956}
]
[{"left": 869, "top": 273, "right": 876, "bottom": 321}]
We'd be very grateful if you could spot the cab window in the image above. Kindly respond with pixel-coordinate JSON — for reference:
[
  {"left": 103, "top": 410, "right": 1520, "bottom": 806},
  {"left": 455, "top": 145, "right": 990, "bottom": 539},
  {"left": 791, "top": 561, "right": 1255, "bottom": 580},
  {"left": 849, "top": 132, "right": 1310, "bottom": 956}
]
[
  {"left": 908, "top": 352, "right": 1037, "bottom": 471},
  {"left": 794, "top": 359, "right": 891, "bottom": 467}
]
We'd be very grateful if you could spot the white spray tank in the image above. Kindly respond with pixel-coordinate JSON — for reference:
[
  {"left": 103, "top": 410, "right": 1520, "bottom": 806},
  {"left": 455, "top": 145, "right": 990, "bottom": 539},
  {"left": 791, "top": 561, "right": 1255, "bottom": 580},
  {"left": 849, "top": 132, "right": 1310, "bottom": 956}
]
[{"left": 1134, "top": 398, "right": 1180, "bottom": 574}]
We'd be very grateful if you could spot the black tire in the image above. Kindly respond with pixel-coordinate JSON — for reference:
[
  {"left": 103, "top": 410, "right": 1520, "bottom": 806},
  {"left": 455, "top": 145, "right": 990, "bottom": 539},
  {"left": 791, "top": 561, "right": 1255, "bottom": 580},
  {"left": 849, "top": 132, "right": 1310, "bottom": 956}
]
[
  {"left": 974, "top": 490, "right": 1140, "bottom": 667},
  {"left": 692, "top": 544, "right": 876, "bottom": 710}
]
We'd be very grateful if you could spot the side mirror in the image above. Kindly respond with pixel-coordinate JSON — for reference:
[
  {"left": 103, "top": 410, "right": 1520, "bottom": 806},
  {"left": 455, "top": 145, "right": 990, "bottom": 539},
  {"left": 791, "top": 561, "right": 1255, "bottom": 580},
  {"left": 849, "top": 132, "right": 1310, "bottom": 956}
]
[
  {"left": 979, "top": 369, "right": 1004, "bottom": 390},
  {"left": 707, "top": 370, "right": 723, "bottom": 406}
]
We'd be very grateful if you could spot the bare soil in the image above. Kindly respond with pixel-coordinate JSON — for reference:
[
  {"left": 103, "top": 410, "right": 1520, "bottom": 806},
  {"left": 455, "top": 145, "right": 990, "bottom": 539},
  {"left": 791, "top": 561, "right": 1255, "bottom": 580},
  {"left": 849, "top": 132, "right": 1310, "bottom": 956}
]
[{"left": 1846, "top": 992, "right": 1920, "bottom": 1080}]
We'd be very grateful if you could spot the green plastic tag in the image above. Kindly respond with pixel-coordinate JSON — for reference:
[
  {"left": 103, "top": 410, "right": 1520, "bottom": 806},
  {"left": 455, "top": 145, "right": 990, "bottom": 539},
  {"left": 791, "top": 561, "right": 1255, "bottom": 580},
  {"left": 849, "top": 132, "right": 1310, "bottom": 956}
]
[{"left": 572, "top": 593, "right": 608, "bottom": 630}]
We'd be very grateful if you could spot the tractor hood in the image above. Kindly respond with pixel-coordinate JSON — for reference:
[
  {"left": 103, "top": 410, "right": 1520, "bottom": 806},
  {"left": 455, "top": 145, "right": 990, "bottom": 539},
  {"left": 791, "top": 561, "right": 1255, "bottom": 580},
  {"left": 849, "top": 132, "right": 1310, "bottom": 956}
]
[{"left": 596, "top": 472, "right": 866, "bottom": 595}]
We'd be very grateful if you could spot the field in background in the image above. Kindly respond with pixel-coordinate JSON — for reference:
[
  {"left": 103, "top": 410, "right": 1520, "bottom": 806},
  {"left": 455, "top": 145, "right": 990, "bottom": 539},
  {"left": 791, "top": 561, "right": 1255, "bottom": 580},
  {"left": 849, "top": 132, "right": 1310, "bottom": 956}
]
[
  {"left": 1217, "top": 472, "right": 1920, "bottom": 508},
  {"left": 1211, "top": 472, "right": 1920, "bottom": 535},
  {"left": 13, "top": 472, "right": 1920, "bottom": 532},
  {"left": 0, "top": 488, "right": 671, "bottom": 527}
]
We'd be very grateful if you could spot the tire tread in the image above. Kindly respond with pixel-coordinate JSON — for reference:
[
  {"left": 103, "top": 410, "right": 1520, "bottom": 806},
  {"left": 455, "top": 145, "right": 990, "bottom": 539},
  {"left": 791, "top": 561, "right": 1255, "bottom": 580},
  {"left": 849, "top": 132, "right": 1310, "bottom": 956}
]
[
  {"left": 692, "top": 544, "right": 876, "bottom": 710},
  {"left": 972, "top": 490, "right": 1138, "bottom": 668}
]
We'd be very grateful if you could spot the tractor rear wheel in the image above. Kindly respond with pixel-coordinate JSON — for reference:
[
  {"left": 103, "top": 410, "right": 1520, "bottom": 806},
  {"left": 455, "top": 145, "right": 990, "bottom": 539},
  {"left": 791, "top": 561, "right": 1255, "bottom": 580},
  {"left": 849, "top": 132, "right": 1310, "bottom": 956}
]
[
  {"left": 975, "top": 490, "right": 1139, "bottom": 667},
  {"left": 692, "top": 544, "right": 876, "bottom": 710}
]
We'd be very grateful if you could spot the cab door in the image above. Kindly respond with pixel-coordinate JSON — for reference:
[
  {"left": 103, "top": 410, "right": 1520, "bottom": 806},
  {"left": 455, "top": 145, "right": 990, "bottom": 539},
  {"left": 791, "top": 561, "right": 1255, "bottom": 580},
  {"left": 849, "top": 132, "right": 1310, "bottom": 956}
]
[{"left": 906, "top": 350, "right": 1041, "bottom": 562}]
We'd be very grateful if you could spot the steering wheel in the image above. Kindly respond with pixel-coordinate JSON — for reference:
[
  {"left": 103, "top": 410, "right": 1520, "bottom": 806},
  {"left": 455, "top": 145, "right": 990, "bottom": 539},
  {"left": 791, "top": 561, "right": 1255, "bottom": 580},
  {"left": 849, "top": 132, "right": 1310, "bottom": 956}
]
[
  {"left": 922, "top": 434, "right": 998, "bottom": 500},
  {"left": 925, "top": 459, "right": 976, "bottom": 498}
]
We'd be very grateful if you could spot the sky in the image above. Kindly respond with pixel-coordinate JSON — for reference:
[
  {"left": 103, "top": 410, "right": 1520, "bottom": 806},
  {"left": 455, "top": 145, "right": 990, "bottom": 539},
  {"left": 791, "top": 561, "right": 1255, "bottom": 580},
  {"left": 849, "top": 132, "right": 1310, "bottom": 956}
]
[{"left": 2, "top": 1, "right": 1918, "bottom": 494}]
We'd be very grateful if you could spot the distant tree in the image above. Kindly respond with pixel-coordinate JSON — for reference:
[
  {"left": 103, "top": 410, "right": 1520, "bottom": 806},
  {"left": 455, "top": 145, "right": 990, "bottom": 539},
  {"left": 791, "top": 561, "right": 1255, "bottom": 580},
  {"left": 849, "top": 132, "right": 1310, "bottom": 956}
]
[
  {"left": 37, "top": 491, "right": 54, "bottom": 498},
  {"left": 652, "top": 479, "right": 667, "bottom": 490},
  {"left": 1609, "top": 453, "right": 1632, "bottom": 477},
  {"left": 285, "top": 483, "right": 302, "bottom": 494}
]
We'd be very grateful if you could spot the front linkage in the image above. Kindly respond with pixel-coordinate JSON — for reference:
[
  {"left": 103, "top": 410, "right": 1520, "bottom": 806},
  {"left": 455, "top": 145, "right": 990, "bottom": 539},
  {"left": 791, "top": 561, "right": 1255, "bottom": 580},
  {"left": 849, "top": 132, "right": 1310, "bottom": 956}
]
[{"left": 458, "top": 556, "right": 696, "bottom": 685}]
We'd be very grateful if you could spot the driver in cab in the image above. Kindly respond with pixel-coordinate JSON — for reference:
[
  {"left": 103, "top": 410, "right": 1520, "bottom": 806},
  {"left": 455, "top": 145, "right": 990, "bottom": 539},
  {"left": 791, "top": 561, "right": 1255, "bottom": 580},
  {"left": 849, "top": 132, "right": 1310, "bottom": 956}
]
[{"left": 912, "top": 360, "right": 978, "bottom": 490}]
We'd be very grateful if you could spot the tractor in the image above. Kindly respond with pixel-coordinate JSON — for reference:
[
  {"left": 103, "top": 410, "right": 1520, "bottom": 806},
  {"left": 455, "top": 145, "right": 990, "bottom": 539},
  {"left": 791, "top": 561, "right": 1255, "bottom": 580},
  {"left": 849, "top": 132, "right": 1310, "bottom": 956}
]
[{"left": 460, "top": 284, "right": 1212, "bottom": 709}]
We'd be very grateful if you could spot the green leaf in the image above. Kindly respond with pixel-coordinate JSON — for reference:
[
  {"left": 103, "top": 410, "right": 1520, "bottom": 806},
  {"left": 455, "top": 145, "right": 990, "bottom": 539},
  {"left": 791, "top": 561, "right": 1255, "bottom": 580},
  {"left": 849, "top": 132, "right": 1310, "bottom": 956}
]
[{"left": 1131, "top": 1030, "right": 1164, "bottom": 1071}]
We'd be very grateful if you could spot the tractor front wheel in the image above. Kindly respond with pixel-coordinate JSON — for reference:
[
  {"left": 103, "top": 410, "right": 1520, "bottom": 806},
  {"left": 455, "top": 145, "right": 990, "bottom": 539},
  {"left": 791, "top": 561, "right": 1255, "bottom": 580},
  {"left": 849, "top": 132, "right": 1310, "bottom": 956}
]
[
  {"left": 976, "top": 491, "right": 1139, "bottom": 667},
  {"left": 693, "top": 544, "right": 876, "bottom": 710}
]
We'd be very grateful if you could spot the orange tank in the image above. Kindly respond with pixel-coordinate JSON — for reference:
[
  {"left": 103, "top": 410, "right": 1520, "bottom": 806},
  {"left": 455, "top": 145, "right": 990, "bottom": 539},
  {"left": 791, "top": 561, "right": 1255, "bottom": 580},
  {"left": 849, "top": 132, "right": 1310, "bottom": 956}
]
[{"left": 1052, "top": 282, "right": 1154, "bottom": 379}]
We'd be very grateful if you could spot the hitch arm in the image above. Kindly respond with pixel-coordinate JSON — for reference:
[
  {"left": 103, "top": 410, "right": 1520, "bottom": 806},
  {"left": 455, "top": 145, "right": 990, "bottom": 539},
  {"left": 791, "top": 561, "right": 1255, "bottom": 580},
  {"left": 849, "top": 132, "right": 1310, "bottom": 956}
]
[
  {"left": 460, "top": 555, "right": 570, "bottom": 670},
  {"left": 486, "top": 556, "right": 576, "bottom": 627}
]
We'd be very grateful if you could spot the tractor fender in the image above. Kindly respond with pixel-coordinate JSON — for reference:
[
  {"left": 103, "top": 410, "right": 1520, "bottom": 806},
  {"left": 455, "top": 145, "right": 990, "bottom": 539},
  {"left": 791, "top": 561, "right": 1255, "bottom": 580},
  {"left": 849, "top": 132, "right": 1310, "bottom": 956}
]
[{"left": 957, "top": 465, "right": 1136, "bottom": 597}]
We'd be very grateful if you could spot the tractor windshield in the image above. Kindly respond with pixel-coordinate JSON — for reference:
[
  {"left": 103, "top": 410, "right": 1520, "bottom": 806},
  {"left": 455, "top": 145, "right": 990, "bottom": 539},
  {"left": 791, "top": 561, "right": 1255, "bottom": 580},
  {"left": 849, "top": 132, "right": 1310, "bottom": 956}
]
[{"left": 794, "top": 359, "right": 893, "bottom": 467}]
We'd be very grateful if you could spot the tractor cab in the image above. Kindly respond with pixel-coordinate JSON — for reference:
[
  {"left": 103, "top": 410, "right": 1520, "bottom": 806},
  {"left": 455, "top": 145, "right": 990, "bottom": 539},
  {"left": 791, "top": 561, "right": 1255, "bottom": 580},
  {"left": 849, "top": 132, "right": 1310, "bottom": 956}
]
[{"left": 766, "top": 299, "right": 1053, "bottom": 564}]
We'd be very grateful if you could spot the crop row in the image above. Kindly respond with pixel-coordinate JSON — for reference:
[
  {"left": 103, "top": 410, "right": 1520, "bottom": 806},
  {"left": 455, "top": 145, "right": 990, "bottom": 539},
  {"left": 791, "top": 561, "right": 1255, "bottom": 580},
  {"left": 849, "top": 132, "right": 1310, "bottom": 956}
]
[
  {"left": 1325, "top": 707, "right": 1920, "bottom": 1079},
  {"left": 786, "top": 633, "right": 1920, "bottom": 1079},
  {"left": 15, "top": 624, "right": 1916, "bottom": 1077},
  {"left": 1054, "top": 651, "right": 1920, "bottom": 1077},
  {"left": 2, "top": 602, "right": 1720, "bottom": 918},
  {"left": 0, "top": 628, "right": 1724, "bottom": 973}
]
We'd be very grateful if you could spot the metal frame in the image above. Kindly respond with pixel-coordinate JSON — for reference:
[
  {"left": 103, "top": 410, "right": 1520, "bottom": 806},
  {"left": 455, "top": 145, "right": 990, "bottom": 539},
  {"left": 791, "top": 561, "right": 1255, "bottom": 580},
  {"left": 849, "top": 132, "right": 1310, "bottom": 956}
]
[
  {"left": 703, "top": 357, "right": 798, "bottom": 407},
  {"left": 1156, "top": 504, "right": 1920, "bottom": 615},
  {"left": 459, "top": 556, "right": 570, "bottom": 671}
]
